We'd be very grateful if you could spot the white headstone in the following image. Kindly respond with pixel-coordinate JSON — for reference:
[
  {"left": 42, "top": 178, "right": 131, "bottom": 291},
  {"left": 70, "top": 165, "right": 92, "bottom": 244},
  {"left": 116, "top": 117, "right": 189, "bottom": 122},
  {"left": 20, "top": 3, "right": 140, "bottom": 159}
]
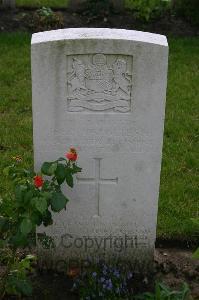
[{"left": 31, "top": 28, "right": 168, "bottom": 266}]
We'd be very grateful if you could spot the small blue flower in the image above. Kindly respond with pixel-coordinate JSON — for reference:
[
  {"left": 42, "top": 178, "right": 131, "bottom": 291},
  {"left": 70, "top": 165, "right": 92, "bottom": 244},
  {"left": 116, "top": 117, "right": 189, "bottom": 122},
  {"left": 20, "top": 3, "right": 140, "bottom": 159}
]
[
  {"left": 103, "top": 269, "right": 107, "bottom": 275},
  {"left": 103, "top": 264, "right": 107, "bottom": 271},
  {"left": 114, "top": 270, "right": 120, "bottom": 278},
  {"left": 92, "top": 272, "right": 97, "bottom": 277},
  {"left": 107, "top": 282, "right": 113, "bottom": 290},
  {"left": 104, "top": 279, "right": 113, "bottom": 290},
  {"left": 127, "top": 272, "right": 133, "bottom": 279}
]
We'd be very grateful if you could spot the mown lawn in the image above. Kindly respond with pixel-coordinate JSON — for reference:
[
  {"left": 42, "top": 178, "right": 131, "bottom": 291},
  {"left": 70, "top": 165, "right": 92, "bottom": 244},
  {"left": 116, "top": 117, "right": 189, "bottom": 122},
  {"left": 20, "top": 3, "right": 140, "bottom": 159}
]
[
  {"left": 0, "top": 33, "right": 198, "bottom": 240},
  {"left": 16, "top": 0, "right": 68, "bottom": 7}
]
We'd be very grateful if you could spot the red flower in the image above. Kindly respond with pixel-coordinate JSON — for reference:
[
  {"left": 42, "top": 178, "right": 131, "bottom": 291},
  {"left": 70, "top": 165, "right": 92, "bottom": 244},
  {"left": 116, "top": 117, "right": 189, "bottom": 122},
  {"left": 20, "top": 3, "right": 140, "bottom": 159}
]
[
  {"left": 65, "top": 147, "right": 78, "bottom": 161},
  {"left": 34, "top": 175, "right": 44, "bottom": 188}
]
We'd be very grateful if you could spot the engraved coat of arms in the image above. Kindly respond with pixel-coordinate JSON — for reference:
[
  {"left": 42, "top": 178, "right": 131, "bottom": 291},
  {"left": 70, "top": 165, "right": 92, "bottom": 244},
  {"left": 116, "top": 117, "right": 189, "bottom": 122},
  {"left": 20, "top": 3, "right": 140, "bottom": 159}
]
[{"left": 67, "top": 54, "right": 132, "bottom": 112}]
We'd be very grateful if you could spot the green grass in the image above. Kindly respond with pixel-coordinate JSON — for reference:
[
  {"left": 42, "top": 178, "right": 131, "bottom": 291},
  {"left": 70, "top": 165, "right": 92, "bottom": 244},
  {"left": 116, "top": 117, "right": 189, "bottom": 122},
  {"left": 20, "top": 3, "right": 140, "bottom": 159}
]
[
  {"left": 0, "top": 33, "right": 32, "bottom": 173},
  {"left": 0, "top": 33, "right": 198, "bottom": 240},
  {"left": 16, "top": 0, "right": 69, "bottom": 8},
  {"left": 157, "top": 38, "right": 199, "bottom": 240}
]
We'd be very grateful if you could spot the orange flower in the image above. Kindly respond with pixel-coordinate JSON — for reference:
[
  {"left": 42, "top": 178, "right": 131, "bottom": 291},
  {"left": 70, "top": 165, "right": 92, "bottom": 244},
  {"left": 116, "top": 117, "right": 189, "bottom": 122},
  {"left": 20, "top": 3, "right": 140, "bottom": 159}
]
[
  {"left": 65, "top": 147, "right": 78, "bottom": 161},
  {"left": 67, "top": 267, "right": 80, "bottom": 278},
  {"left": 34, "top": 175, "right": 44, "bottom": 188}
]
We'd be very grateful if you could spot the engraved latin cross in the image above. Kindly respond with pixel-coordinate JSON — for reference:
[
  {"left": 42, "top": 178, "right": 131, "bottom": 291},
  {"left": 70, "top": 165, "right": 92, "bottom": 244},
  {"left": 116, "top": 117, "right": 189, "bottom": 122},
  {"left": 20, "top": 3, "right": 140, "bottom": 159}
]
[{"left": 76, "top": 158, "right": 118, "bottom": 216}]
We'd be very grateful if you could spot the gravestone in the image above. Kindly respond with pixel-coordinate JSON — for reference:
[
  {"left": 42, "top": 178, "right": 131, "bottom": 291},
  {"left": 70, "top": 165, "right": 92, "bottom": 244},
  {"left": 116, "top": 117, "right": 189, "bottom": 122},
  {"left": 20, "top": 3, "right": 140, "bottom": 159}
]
[{"left": 31, "top": 28, "right": 168, "bottom": 266}]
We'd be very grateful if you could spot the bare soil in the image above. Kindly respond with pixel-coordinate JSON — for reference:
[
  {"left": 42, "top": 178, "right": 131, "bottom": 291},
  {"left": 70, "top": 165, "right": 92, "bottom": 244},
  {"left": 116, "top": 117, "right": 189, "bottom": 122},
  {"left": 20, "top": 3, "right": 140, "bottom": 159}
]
[
  {"left": 0, "top": 7, "right": 198, "bottom": 36},
  {"left": 1, "top": 247, "right": 198, "bottom": 299},
  {"left": 154, "top": 248, "right": 199, "bottom": 299},
  {"left": 32, "top": 248, "right": 199, "bottom": 299}
]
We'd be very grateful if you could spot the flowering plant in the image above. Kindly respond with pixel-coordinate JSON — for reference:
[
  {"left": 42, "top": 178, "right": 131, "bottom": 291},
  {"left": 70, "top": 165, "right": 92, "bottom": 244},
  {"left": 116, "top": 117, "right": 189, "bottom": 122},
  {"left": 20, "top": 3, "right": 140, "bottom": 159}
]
[
  {"left": 72, "top": 262, "right": 133, "bottom": 300},
  {"left": 0, "top": 148, "right": 81, "bottom": 297},
  {"left": 1, "top": 148, "right": 81, "bottom": 249}
]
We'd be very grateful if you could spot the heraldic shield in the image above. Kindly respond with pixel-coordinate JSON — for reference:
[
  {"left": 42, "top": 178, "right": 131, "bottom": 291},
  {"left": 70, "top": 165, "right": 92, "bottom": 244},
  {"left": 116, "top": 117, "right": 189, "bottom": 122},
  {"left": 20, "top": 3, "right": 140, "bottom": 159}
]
[{"left": 66, "top": 54, "right": 133, "bottom": 113}]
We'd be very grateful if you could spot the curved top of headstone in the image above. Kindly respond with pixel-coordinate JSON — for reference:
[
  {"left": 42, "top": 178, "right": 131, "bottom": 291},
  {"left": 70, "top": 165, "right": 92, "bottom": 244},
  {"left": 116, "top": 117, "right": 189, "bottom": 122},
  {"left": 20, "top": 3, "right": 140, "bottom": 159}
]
[{"left": 31, "top": 28, "right": 168, "bottom": 47}]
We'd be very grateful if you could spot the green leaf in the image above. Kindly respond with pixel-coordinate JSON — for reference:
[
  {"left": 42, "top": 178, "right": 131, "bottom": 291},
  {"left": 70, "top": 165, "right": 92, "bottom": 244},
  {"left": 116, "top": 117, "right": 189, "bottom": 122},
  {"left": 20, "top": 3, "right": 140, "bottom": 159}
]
[
  {"left": 15, "top": 185, "right": 27, "bottom": 201},
  {"left": 51, "top": 192, "right": 69, "bottom": 212},
  {"left": 41, "top": 162, "right": 51, "bottom": 175},
  {"left": 25, "top": 254, "right": 36, "bottom": 261},
  {"left": 35, "top": 197, "right": 47, "bottom": 214},
  {"left": 10, "top": 231, "right": 28, "bottom": 247},
  {"left": 43, "top": 210, "right": 53, "bottom": 226},
  {"left": 24, "top": 190, "right": 33, "bottom": 204},
  {"left": 5, "top": 276, "right": 19, "bottom": 295},
  {"left": 55, "top": 163, "right": 66, "bottom": 184},
  {"left": 30, "top": 212, "right": 42, "bottom": 226},
  {"left": 71, "top": 164, "right": 82, "bottom": 174},
  {"left": 30, "top": 197, "right": 38, "bottom": 207},
  {"left": 19, "top": 258, "right": 31, "bottom": 270},
  {"left": 20, "top": 218, "right": 32, "bottom": 235},
  {"left": 57, "top": 157, "right": 66, "bottom": 162},
  {"left": 41, "top": 191, "right": 52, "bottom": 205},
  {"left": 49, "top": 162, "right": 58, "bottom": 174},
  {"left": 181, "top": 283, "right": 190, "bottom": 298},
  {"left": 65, "top": 170, "right": 74, "bottom": 188},
  {"left": 16, "top": 279, "right": 32, "bottom": 296},
  {"left": 42, "top": 191, "right": 52, "bottom": 200},
  {"left": 41, "top": 162, "right": 57, "bottom": 176}
]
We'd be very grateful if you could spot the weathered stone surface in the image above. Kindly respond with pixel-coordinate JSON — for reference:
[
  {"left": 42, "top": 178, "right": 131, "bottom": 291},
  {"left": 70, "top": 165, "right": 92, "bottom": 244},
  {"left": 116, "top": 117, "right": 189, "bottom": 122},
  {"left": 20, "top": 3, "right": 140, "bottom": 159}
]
[{"left": 31, "top": 28, "right": 168, "bottom": 264}]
